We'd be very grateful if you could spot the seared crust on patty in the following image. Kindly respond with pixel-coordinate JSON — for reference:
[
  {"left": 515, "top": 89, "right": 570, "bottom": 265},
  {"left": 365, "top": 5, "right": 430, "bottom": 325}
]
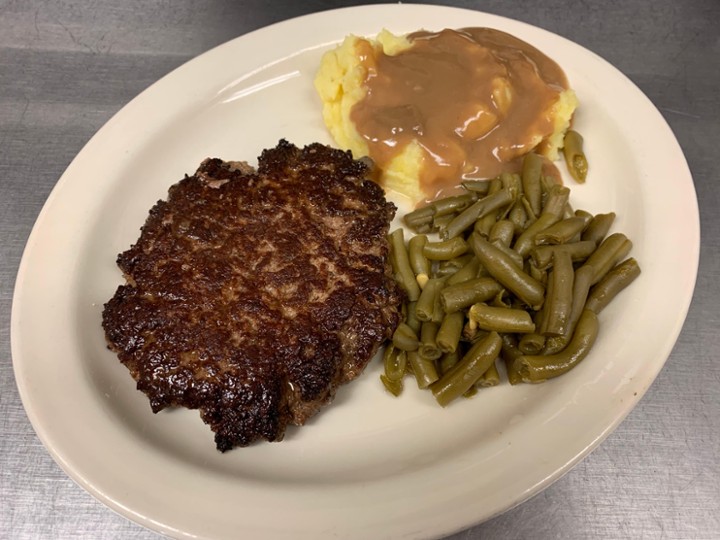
[{"left": 102, "top": 140, "right": 402, "bottom": 450}]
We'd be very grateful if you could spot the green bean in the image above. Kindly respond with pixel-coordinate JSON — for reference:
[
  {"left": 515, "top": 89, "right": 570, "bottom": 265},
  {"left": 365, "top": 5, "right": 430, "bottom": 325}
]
[
  {"left": 392, "top": 323, "right": 420, "bottom": 351},
  {"left": 515, "top": 184, "right": 570, "bottom": 235},
  {"left": 535, "top": 217, "right": 588, "bottom": 245},
  {"left": 432, "top": 192, "right": 478, "bottom": 216},
  {"left": 462, "top": 319, "right": 478, "bottom": 342},
  {"left": 513, "top": 212, "right": 562, "bottom": 257},
  {"left": 461, "top": 179, "right": 491, "bottom": 194},
  {"left": 470, "top": 234, "right": 545, "bottom": 310},
  {"left": 501, "top": 171, "right": 522, "bottom": 191},
  {"left": 517, "top": 309, "right": 599, "bottom": 382},
  {"left": 585, "top": 258, "right": 641, "bottom": 314},
  {"left": 572, "top": 210, "right": 593, "bottom": 241},
  {"left": 542, "top": 175, "right": 571, "bottom": 215},
  {"left": 446, "top": 256, "right": 481, "bottom": 286},
  {"left": 521, "top": 152, "right": 544, "bottom": 217},
  {"left": 380, "top": 374, "right": 403, "bottom": 396},
  {"left": 430, "top": 283, "right": 446, "bottom": 323},
  {"left": 432, "top": 213, "right": 454, "bottom": 231},
  {"left": 491, "top": 240, "right": 524, "bottom": 269},
  {"left": 439, "top": 349, "right": 461, "bottom": 375},
  {"left": 437, "top": 253, "right": 474, "bottom": 275},
  {"left": 474, "top": 178, "right": 504, "bottom": 238},
  {"left": 536, "top": 269, "right": 553, "bottom": 335},
  {"left": 569, "top": 264, "right": 594, "bottom": 325},
  {"left": 419, "top": 321, "right": 442, "bottom": 361},
  {"left": 409, "top": 195, "right": 477, "bottom": 232},
  {"left": 440, "top": 277, "right": 504, "bottom": 314},
  {"left": 500, "top": 172, "right": 522, "bottom": 196},
  {"left": 405, "top": 205, "right": 434, "bottom": 220},
  {"left": 408, "top": 350, "right": 439, "bottom": 389},
  {"left": 518, "top": 333, "right": 546, "bottom": 355},
  {"left": 469, "top": 326, "right": 490, "bottom": 341},
  {"left": 543, "top": 264, "right": 594, "bottom": 354},
  {"left": 431, "top": 331, "right": 502, "bottom": 406},
  {"left": 521, "top": 196, "right": 538, "bottom": 222},
  {"left": 435, "top": 258, "right": 471, "bottom": 281},
  {"left": 436, "top": 311, "right": 465, "bottom": 353},
  {"left": 582, "top": 232, "right": 633, "bottom": 285},
  {"left": 477, "top": 360, "right": 500, "bottom": 387},
  {"left": 468, "top": 303, "right": 536, "bottom": 333},
  {"left": 542, "top": 179, "right": 572, "bottom": 222},
  {"left": 500, "top": 333, "right": 524, "bottom": 385},
  {"left": 563, "top": 130, "right": 589, "bottom": 183},
  {"left": 530, "top": 241, "right": 597, "bottom": 270},
  {"left": 489, "top": 219, "right": 516, "bottom": 246},
  {"left": 405, "top": 301, "right": 421, "bottom": 334},
  {"left": 423, "top": 237, "right": 469, "bottom": 260},
  {"left": 403, "top": 217, "right": 433, "bottom": 233},
  {"left": 433, "top": 263, "right": 458, "bottom": 279},
  {"left": 541, "top": 183, "right": 570, "bottom": 217},
  {"left": 405, "top": 356, "right": 414, "bottom": 376},
  {"left": 490, "top": 288, "right": 511, "bottom": 308},
  {"left": 383, "top": 345, "right": 407, "bottom": 382},
  {"left": 389, "top": 239, "right": 400, "bottom": 278},
  {"left": 575, "top": 209, "right": 594, "bottom": 223},
  {"left": 582, "top": 212, "right": 616, "bottom": 245},
  {"left": 528, "top": 262, "right": 547, "bottom": 285},
  {"left": 384, "top": 155, "right": 641, "bottom": 394},
  {"left": 540, "top": 337, "right": 570, "bottom": 358},
  {"left": 509, "top": 199, "right": 529, "bottom": 231},
  {"left": 541, "top": 331, "right": 568, "bottom": 356},
  {"left": 408, "top": 234, "right": 430, "bottom": 280},
  {"left": 415, "top": 278, "right": 445, "bottom": 321},
  {"left": 403, "top": 206, "right": 434, "bottom": 230},
  {"left": 496, "top": 173, "right": 521, "bottom": 223},
  {"left": 542, "top": 250, "right": 575, "bottom": 336},
  {"left": 539, "top": 173, "right": 555, "bottom": 196},
  {"left": 442, "top": 182, "right": 515, "bottom": 239},
  {"left": 389, "top": 229, "right": 421, "bottom": 301}
]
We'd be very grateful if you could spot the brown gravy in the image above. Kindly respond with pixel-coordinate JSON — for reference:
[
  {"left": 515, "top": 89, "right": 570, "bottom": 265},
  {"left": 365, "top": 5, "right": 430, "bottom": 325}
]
[{"left": 350, "top": 28, "right": 569, "bottom": 200}]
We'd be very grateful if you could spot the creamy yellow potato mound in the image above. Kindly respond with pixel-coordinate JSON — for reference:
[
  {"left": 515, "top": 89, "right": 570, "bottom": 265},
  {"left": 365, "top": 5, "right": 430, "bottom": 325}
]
[{"left": 314, "top": 30, "right": 579, "bottom": 204}]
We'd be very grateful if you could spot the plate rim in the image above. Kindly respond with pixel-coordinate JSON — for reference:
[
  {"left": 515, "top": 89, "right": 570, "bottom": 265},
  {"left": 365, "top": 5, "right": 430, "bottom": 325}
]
[{"left": 11, "top": 3, "right": 700, "bottom": 539}]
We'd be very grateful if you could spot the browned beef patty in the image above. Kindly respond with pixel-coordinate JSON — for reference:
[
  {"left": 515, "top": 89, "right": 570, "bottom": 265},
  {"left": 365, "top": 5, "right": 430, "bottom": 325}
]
[{"left": 102, "top": 140, "right": 402, "bottom": 451}]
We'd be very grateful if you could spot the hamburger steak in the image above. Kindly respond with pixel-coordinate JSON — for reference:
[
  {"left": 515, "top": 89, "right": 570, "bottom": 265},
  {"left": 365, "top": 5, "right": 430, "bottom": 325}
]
[{"left": 102, "top": 140, "right": 402, "bottom": 451}]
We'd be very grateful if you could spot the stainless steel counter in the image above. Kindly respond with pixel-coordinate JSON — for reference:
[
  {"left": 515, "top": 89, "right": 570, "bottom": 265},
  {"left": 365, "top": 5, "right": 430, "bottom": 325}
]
[{"left": 2, "top": 1, "right": 718, "bottom": 538}]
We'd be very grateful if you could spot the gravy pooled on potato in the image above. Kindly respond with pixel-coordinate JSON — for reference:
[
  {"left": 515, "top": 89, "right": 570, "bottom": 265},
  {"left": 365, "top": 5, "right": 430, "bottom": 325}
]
[{"left": 315, "top": 28, "right": 578, "bottom": 203}]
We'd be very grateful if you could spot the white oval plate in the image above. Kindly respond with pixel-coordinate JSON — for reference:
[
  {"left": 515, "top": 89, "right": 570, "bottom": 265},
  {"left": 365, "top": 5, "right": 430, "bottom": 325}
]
[{"left": 12, "top": 4, "right": 699, "bottom": 539}]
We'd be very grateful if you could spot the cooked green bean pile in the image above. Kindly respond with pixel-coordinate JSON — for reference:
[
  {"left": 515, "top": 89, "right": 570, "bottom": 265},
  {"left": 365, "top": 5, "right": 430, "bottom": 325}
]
[{"left": 383, "top": 152, "right": 640, "bottom": 406}]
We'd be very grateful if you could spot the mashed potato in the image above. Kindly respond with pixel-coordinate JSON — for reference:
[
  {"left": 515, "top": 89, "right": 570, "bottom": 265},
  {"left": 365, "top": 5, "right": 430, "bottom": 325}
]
[{"left": 314, "top": 28, "right": 578, "bottom": 204}]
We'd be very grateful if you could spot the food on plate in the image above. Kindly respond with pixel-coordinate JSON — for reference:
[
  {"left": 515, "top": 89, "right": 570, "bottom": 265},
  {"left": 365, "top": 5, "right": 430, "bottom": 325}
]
[
  {"left": 382, "top": 153, "right": 640, "bottom": 403},
  {"left": 562, "top": 129, "right": 589, "bottom": 183},
  {"left": 315, "top": 27, "right": 578, "bottom": 203},
  {"left": 102, "top": 140, "right": 402, "bottom": 450}
]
